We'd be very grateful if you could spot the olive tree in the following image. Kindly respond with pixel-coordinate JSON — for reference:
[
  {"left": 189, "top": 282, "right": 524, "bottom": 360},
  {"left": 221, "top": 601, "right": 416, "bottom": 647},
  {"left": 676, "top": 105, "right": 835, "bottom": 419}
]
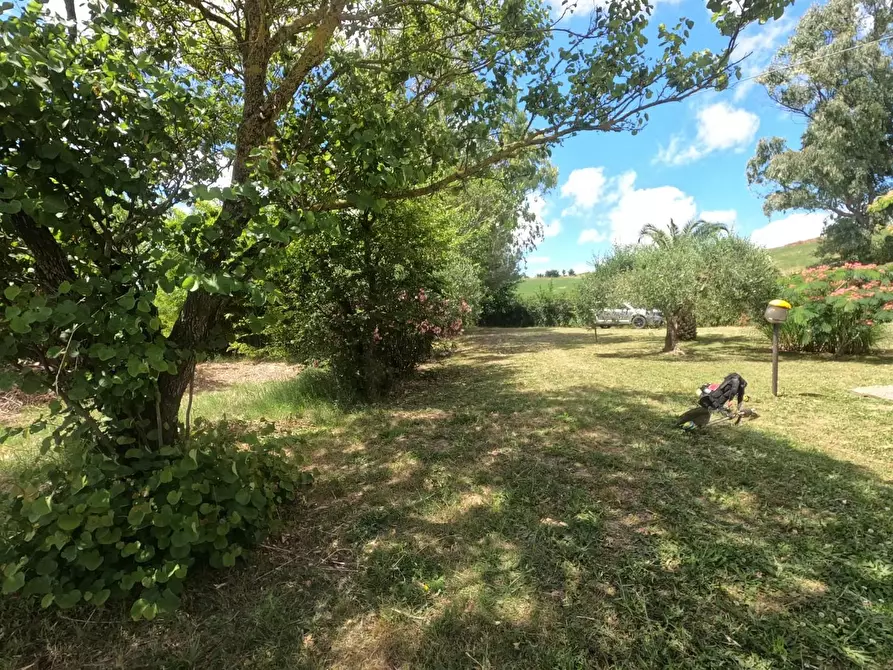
[{"left": 619, "top": 238, "right": 777, "bottom": 352}]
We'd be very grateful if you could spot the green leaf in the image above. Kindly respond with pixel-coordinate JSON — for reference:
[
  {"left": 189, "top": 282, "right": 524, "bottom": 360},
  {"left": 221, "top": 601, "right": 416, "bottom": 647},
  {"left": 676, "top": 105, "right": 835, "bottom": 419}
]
[
  {"left": 78, "top": 550, "right": 103, "bottom": 571},
  {"left": 0, "top": 199, "right": 22, "bottom": 214},
  {"left": 117, "top": 294, "right": 136, "bottom": 310},
  {"left": 166, "top": 490, "right": 181, "bottom": 505},
  {"left": 3, "top": 285, "right": 21, "bottom": 301},
  {"left": 9, "top": 316, "right": 30, "bottom": 333},
  {"left": 35, "top": 556, "right": 58, "bottom": 576},
  {"left": 41, "top": 593, "right": 55, "bottom": 609},
  {"left": 56, "top": 589, "right": 82, "bottom": 609},
  {"left": 2, "top": 571, "right": 25, "bottom": 594},
  {"left": 91, "top": 588, "right": 111, "bottom": 606},
  {"left": 57, "top": 513, "right": 83, "bottom": 531},
  {"left": 234, "top": 489, "right": 250, "bottom": 505},
  {"left": 43, "top": 194, "right": 67, "bottom": 214},
  {"left": 127, "top": 505, "right": 148, "bottom": 526}
]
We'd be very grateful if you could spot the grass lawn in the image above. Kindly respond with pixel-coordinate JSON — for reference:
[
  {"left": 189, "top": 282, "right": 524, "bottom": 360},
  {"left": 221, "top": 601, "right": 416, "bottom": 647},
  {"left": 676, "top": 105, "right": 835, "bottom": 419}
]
[
  {"left": 516, "top": 274, "right": 583, "bottom": 297},
  {"left": 3, "top": 327, "right": 893, "bottom": 669},
  {"left": 767, "top": 239, "right": 820, "bottom": 274}
]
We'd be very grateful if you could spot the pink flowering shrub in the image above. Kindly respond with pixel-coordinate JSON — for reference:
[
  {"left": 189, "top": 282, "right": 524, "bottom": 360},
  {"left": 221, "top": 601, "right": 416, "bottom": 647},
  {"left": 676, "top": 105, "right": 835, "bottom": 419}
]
[
  {"left": 263, "top": 205, "right": 477, "bottom": 397},
  {"left": 769, "top": 263, "right": 893, "bottom": 354}
]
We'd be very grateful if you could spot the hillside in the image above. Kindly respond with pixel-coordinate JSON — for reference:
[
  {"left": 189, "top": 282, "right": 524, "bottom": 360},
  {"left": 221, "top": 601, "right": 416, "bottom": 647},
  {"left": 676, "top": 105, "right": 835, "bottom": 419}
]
[
  {"left": 766, "top": 238, "right": 820, "bottom": 273},
  {"left": 516, "top": 274, "right": 583, "bottom": 297},
  {"left": 517, "top": 239, "right": 821, "bottom": 296}
]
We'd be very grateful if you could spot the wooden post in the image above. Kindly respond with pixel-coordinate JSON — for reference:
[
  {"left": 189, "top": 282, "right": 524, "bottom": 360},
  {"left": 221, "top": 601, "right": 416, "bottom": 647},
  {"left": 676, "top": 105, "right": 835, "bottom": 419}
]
[{"left": 772, "top": 323, "right": 779, "bottom": 397}]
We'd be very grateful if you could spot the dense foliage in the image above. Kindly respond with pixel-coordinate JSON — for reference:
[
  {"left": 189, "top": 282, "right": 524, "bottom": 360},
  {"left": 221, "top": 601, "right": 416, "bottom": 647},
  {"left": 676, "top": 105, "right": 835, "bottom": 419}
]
[
  {"left": 748, "top": 0, "right": 893, "bottom": 264},
  {"left": 577, "top": 238, "right": 777, "bottom": 351},
  {"left": 637, "top": 218, "right": 731, "bottom": 340},
  {"left": 262, "top": 204, "right": 474, "bottom": 397},
  {"left": 1, "top": 420, "right": 308, "bottom": 619},
  {"left": 769, "top": 263, "right": 893, "bottom": 354}
]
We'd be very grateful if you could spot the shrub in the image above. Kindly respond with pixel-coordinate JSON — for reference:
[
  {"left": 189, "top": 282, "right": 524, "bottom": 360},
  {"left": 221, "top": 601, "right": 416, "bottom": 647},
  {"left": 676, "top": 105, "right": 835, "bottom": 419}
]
[
  {"left": 0, "top": 419, "right": 308, "bottom": 620},
  {"left": 265, "top": 205, "right": 470, "bottom": 398},
  {"left": 768, "top": 263, "right": 893, "bottom": 354},
  {"left": 479, "top": 287, "right": 579, "bottom": 327},
  {"left": 525, "top": 288, "right": 578, "bottom": 326}
]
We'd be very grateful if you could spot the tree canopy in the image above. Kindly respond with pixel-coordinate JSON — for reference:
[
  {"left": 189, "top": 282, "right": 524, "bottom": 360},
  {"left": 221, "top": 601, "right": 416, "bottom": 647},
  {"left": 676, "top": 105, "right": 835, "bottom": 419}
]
[{"left": 747, "top": 0, "right": 893, "bottom": 264}]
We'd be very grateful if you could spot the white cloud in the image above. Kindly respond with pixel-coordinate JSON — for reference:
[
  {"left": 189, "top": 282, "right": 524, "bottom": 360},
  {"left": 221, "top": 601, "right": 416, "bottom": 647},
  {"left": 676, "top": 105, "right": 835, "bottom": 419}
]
[
  {"left": 578, "top": 229, "right": 607, "bottom": 244},
  {"left": 731, "top": 16, "right": 796, "bottom": 101},
  {"left": 700, "top": 209, "right": 737, "bottom": 225},
  {"left": 560, "top": 167, "right": 607, "bottom": 212},
  {"left": 572, "top": 263, "right": 591, "bottom": 275},
  {"left": 750, "top": 212, "right": 826, "bottom": 248},
  {"left": 602, "top": 171, "right": 697, "bottom": 244},
  {"left": 656, "top": 102, "right": 759, "bottom": 165},
  {"left": 212, "top": 154, "right": 233, "bottom": 188},
  {"left": 542, "top": 220, "right": 562, "bottom": 238},
  {"left": 527, "top": 255, "right": 551, "bottom": 265}
]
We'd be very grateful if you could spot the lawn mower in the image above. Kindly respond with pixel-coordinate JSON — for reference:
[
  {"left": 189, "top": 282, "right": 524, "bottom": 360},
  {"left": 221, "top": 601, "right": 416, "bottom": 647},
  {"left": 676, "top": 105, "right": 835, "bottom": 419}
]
[{"left": 675, "top": 372, "right": 759, "bottom": 431}]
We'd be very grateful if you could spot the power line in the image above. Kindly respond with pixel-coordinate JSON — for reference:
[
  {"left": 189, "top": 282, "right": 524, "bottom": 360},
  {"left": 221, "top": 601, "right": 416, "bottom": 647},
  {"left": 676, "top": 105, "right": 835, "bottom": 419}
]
[{"left": 734, "top": 32, "right": 893, "bottom": 85}]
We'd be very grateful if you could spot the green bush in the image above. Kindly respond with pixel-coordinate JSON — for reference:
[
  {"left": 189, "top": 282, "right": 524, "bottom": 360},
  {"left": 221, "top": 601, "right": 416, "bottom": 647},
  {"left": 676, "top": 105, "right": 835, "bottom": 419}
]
[
  {"left": 263, "top": 205, "right": 470, "bottom": 398},
  {"left": 0, "top": 420, "right": 308, "bottom": 620},
  {"left": 524, "top": 288, "right": 578, "bottom": 326},
  {"left": 767, "top": 262, "right": 893, "bottom": 354},
  {"left": 480, "top": 287, "right": 580, "bottom": 327},
  {"left": 479, "top": 286, "right": 535, "bottom": 327}
]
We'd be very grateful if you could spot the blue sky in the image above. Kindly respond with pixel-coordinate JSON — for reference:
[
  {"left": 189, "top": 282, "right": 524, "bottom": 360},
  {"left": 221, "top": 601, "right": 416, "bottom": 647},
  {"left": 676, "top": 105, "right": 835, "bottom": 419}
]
[{"left": 523, "top": 0, "right": 828, "bottom": 276}]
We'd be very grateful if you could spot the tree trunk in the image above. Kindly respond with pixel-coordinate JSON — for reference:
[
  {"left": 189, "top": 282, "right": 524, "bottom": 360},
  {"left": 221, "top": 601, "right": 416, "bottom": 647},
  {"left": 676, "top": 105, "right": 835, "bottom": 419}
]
[
  {"left": 146, "top": 0, "right": 348, "bottom": 444},
  {"left": 664, "top": 315, "right": 679, "bottom": 353},
  {"left": 64, "top": 0, "right": 77, "bottom": 40},
  {"left": 153, "top": 291, "right": 227, "bottom": 444},
  {"left": 677, "top": 307, "right": 697, "bottom": 341}
]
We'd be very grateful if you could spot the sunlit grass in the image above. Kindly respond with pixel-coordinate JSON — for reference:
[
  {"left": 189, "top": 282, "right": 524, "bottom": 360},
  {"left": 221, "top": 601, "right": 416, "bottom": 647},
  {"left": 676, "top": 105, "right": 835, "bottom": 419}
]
[
  {"left": 2, "top": 326, "right": 893, "bottom": 669},
  {"left": 186, "top": 367, "right": 343, "bottom": 426}
]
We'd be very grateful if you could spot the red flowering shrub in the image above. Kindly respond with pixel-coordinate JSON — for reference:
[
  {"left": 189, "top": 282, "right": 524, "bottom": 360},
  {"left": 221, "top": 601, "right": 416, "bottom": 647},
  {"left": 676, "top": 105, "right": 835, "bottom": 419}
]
[{"left": 769, "top": 263, "right": 893, "bottom": 354}]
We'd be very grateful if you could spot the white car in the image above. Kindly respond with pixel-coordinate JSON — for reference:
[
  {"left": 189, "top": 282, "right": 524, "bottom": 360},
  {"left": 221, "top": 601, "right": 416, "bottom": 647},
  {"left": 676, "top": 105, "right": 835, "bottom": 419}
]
[{"left": 595, "top": 303, "right": 664, "bottom": 329}]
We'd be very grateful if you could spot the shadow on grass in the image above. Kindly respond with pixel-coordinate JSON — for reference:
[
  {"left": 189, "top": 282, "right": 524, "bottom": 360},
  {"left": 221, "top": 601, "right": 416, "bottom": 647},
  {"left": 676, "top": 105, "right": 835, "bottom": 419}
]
[{"left": 3, "top": 331, "right": 892, "bottom": 669}]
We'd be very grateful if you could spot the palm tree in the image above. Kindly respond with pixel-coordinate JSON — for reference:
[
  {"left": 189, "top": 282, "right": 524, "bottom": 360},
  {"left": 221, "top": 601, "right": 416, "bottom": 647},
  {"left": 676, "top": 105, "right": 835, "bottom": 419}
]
[
  {"left": 638, "top": 218, "right": 730, "bottom": 247},
  {"left": 638, "top": 218, "right": 730, "bottom": 341}
]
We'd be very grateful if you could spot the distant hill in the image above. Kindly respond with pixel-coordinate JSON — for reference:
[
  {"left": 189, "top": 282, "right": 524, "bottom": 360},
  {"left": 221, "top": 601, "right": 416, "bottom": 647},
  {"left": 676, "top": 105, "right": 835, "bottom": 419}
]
[
  {"left": 766, "top": 238, "right": 820, "bottom": 273},
  {"left": 516, "top": 275, "right": 584, "bottom": 297},
  {"left": 517, "top": 239, "right": 820, "bottom": 296}
]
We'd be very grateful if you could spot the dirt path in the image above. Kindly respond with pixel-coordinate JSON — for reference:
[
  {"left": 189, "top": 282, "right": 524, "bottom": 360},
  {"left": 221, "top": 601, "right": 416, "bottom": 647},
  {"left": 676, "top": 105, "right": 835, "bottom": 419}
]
[{"left": 0, "top": 360, "right": 302, "bottom": 424}]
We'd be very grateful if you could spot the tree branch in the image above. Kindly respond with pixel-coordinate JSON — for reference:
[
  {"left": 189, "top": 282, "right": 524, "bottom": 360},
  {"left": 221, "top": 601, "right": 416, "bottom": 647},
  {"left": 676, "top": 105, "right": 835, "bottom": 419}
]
[
  {"left": 263, "top": 0, "right": 347, "bottom": 120},
  {"left": 269, "top": 7, "right": 328, "bottom": 52},
  {"left": 182, "top": 0, "right": 240, "bottom": 37}
]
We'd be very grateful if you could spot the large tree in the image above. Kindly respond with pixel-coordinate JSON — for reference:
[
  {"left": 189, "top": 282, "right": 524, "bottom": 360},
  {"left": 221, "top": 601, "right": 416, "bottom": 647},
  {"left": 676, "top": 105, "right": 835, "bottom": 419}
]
[
  {"left": 2, "top": 0, "right": 795, "bottom": 449},
  {"left": 637, "top": 217, "right": 730, "bottom": 340},
  {"left": 622, "top": 237, "right": 776, "bottom": 352},
  {"left": 747, "top": 0, "right": 893, "bottom": 264}
]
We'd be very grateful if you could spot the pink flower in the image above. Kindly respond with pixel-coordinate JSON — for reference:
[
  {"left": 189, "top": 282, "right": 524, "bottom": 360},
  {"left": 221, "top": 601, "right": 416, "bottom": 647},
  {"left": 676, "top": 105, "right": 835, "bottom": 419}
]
[
  {"left": 373, "top": 326, "right": 382, "bottom": 343},
  {"left": 433, "top": 326, "right": 441, "bottom": 335}
]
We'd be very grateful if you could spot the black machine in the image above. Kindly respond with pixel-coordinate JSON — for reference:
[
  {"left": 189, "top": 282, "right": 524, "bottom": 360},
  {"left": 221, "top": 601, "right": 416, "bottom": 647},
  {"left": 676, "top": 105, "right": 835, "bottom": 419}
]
[{"left": 675, "top": 373, "right": 759, "bottom": 431}]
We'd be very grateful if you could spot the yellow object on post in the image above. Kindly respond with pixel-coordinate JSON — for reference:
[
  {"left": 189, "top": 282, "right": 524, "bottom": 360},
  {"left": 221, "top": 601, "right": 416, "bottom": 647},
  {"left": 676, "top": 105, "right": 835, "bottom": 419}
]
[
  {"left": 764, "top": 299, "right": 792, "bottom": 324},
  {"left": 765, "top": 299, "right": 792, "bottom": 396}
]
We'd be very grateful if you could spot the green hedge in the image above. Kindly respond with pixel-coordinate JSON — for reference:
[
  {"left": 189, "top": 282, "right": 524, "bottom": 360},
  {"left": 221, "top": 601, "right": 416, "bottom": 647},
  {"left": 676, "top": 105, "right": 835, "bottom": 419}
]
[{"left": 480, "top": 287, "right": 580, "bottom": 327}]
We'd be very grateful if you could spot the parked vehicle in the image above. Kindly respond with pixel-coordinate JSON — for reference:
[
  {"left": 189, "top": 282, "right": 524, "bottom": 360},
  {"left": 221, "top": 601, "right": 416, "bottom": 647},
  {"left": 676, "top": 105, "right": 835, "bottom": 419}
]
[{"left": 594, "top": 303, "right": 664, "bottom": 328}]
